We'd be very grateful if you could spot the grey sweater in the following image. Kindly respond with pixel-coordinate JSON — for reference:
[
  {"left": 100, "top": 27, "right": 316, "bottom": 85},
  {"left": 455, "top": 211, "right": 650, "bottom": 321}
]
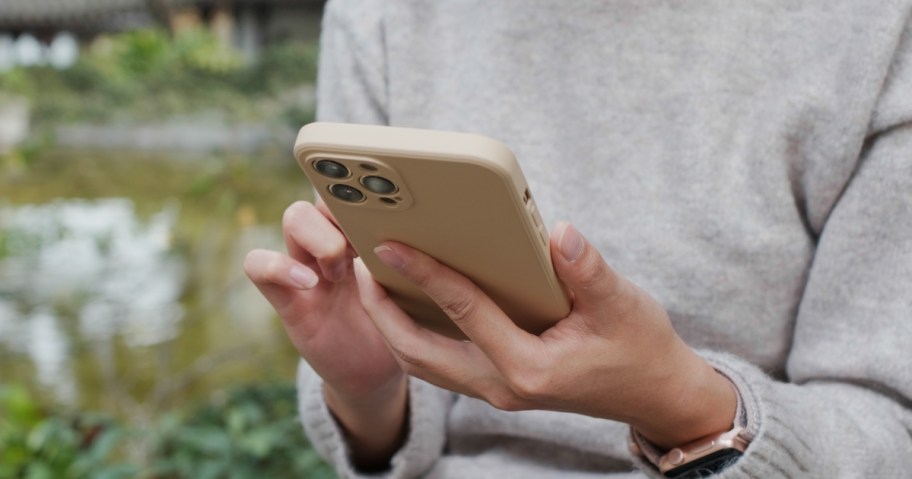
[{"left": 298, "top": 1, "right": 912, "bottom": 477}]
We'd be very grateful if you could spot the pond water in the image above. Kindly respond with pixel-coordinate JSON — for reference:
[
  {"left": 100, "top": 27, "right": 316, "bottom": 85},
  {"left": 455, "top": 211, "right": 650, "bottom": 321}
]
[{"left": 0, "top": 151, "right": 310, "bottom": 418}]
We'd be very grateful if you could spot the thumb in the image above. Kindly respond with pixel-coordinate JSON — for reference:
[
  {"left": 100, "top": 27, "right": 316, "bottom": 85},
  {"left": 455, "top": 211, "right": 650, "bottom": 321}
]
[{"left": 550, "top": 222, "right": 629, "bottom": 313}]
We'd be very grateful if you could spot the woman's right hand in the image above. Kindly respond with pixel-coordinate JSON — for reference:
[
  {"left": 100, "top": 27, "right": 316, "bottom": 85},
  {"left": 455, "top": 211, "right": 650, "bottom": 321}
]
[{"left": 244, "top": 200, "right": 407, "bottom": 469}]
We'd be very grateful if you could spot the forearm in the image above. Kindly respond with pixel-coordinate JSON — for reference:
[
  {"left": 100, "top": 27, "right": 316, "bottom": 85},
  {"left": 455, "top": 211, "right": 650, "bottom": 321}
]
[
  {"left": 299, "top": 360, "right": 453, "bottom": 479},
  {"left": 323, "top": 375, "right": 409, "bottom": 471}
]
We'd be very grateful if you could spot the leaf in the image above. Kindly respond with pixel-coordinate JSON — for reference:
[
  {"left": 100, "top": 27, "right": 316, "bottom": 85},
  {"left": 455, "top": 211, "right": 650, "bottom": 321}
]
[
  {"left": 0, "top": 385, "right": 42, "bottom": 427},
  {"left": 89, "top": 464, "right": 142, "bottom": 479},
  {"left": 23, "top": 462, "right": 54, "bottom": 479},
  {"left": 175, "top": 426, "right": 233, "bottom": 456},
  {"left": 196, "top": 460, "right": 227, "bottom": 479},
  {"left": 87, "top": 427, "right": 124, "bottom": 462},
  {"left": 238, "top": 428, "right": 278, "bottom": 458},
  {"left": 226, "top": 408, "right": 246, "bottom": 435},
  {"left": 69, "top": 427, "right": 124, "bottom": 476}
]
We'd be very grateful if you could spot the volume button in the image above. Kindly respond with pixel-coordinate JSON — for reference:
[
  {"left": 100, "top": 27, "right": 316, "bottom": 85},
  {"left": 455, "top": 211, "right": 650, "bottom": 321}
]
[{"left": 526, "top": 199, "right": 542, "bottom": 227}]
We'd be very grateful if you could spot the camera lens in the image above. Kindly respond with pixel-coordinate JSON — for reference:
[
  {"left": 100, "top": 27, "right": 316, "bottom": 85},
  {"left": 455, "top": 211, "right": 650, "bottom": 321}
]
[
  {"left": 362, "top": 176, "right": 397, "bottom": 195},
  {"left": 328, "top": 184, "right": 365, "bottom": 202},
  {"left": 314, "top": 159, "right": 349, "bottom": 179}
]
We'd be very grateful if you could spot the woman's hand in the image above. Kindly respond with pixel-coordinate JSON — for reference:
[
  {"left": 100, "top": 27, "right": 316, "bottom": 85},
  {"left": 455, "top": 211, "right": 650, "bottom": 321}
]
[
  {"left": 244, "top": 200, "right": 406, "bottom": 468},
  {"left": 356, "top": 222, "right": 735, "bottom": 449}
]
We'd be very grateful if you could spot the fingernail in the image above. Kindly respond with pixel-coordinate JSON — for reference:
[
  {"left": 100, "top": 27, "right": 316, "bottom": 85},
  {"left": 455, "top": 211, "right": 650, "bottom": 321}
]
[
  {"left": 373, "top": 245, "right": 405, "bottom": 271},
  {"left": 559, "top": 224, "right": 585, "bottom": 262},
  {"left": 289, "top": 265, "right": 319, "bottom": 289},
  {"left": 352, "top": 257, "right": 368, "bottom": 280}
]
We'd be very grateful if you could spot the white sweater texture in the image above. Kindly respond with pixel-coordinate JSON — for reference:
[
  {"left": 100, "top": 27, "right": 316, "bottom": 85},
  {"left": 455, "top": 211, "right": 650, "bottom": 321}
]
[{"left": 298, "top": 1, "right": 912, "bottom": 477}]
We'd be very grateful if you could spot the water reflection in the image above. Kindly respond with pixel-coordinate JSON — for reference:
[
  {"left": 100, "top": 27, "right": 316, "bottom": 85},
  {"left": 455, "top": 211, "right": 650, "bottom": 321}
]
[
  {"left": 24, "top": 308, "right": 76, "bottom": 405},
  {"left": 0, "top": 198, "right": 185, "bottom": 406}
]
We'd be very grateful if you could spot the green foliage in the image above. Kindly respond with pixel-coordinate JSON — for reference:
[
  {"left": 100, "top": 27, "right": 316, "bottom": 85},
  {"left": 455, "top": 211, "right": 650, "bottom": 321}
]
[
  {"left": 282, "top": 103, "right": 318, "bottom": 131},
  {"left": 242, "top": 40, "right": 320, "bottom": 94},
  {"left": 0, "top": 28, "right": 319, "bottom": 125},
  {"left": 0, "top": 385, "right": 136, "bottom": 479},
  {"left": 0, "top": 383, "right": 335, "bottom": 479},
  {"left": 150, "top": 383, "right": 336, "bottom": 479}
]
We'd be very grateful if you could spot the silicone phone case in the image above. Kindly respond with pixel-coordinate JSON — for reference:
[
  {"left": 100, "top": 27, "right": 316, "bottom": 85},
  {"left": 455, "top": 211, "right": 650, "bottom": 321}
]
[{"left": 293, "top": 122, "right": 570, "bottom": 339}]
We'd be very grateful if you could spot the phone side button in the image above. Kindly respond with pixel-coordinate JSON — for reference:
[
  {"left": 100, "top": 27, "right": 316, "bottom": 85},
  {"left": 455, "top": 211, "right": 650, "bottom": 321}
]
[
  {"left": 526, "top": 200, "right": 542, "bottom": 227},
  {"left": 538, "top": 224, "right": 548, "bottom": 245}
]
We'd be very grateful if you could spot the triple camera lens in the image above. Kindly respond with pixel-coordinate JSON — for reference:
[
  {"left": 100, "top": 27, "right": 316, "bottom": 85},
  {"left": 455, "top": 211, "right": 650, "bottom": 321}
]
[
  {"left": 314, "top": 159, "right": 349, "bottom": 179},
  {"left": 328, "top": 184, "right": 365, "bottom": 203},
  {"left": 314, "top": 159, "right": 398, "bottom": 203},
  {"left": 361, "top": 176, "right": 397, "bottom": 195}
]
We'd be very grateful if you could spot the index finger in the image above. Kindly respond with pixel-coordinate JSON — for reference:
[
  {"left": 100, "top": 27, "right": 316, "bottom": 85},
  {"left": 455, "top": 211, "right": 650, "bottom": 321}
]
[{"left": 283, "top": 201, "right": 354, "bottom": 282}]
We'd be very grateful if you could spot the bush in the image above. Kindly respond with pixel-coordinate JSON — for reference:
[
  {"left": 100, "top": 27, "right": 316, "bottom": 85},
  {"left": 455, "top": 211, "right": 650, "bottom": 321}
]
[
  {"left": 0, "top": 384, "right": 136, "bottom": 479},
  {"left": 0, "top": 383, "right": 335, "bottom": 479},
  {"left": 149, "top": 382, "right": 335, "bottom": 479},
  {"left": 0, "top": 28, "right": 319, "bottom": 125}
]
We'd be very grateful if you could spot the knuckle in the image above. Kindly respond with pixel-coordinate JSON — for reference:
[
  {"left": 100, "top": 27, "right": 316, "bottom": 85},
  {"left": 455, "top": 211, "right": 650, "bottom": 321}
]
[
  {"left": 486, "top": 391, "right": 525, "bottom": 412},
  {"left": 389, "top": 343, "right": 427, "bottom": 373},
  {"left": 282, "top": 201, "right": 311, "bottom": 228},
  {"left": 577, "top": 260, "right": 629, "bottom": 306},
  {"left": 506, "top": 365, "right": 554, "bottom": 401},
  {"left": 263, "top": 253, "right": 288, "bottom": 279},
  {"left": 576, "top": 257, "right": 608, "bottom": 290},
  {"left": 406, "top": 266, "right": 434, "bottom": 289},
  {"left": 437, "top": 292, "right": 479, "bottom": 324},
  {"left": 284, "top": 201, "right": 347, "bottom": 259},
  {"left": 602, "top": 278, "right": 638, "bottom": 316},
  {"left": 243, "top": 249, "right": 275, "bottom": 282}
]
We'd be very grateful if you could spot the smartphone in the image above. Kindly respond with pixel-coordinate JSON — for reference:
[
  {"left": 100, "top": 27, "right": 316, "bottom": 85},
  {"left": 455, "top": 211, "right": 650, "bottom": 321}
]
[{"left": 293, "top": 122, "right": 570, "bottom": 339}]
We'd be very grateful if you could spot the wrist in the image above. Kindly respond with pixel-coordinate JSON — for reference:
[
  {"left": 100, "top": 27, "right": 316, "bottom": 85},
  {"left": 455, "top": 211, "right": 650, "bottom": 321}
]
[
  {"left": 324, "top": 371, "right": 407, "bottom": 411},
  {"left": 630, "top": 371, "right": 749, "bottom": 478},
  {"left": 323, "top": 373, "right": 409, "bottom": 471},
  {"left": 632, "top": 350, "right": 737, "bottom": 450}
]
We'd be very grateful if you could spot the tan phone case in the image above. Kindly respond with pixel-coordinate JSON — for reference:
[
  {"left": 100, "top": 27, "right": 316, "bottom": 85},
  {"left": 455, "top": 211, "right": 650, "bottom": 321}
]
[{"left": 293, "top": 122, "right": 570, "bottom": 339}]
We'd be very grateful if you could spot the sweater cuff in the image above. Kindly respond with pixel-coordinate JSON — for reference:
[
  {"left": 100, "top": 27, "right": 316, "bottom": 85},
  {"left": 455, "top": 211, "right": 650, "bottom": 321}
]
[
  {"left": 297, "top": 360, "right": 451, "bottom": 478},
  {"left": 628, "top": 351, "right": 751, "bottom": 478},
  {"left": 700, "top": 350, "right": 815, "bottom": 478}
]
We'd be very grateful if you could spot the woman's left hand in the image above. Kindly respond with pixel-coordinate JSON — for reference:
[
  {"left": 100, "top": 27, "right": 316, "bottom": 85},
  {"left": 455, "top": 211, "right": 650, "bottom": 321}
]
[{"left": 354, "top": 222, "right": 736, "bottom": 449}]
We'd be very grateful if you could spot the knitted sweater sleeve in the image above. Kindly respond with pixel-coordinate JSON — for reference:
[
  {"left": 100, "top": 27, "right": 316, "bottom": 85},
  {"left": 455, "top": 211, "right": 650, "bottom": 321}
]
[
  {"left": 297, "top": 1, "right": 454, "bottom": 477},
  {"left": 298, "top": 361, "right": 453, "bottom": 479},
  {"left": 637, "top": 16, "right": 912, "bottom": 479}
]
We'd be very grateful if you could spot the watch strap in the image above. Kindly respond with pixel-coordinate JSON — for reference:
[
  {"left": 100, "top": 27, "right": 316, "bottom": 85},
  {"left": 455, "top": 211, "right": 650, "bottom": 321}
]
[{"left": 629, "top": 373, "right": 751, "bottom": 477}]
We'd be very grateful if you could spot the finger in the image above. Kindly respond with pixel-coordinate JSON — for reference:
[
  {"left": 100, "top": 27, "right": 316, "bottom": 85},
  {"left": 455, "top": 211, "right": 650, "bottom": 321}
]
[
  {"left": 352, "top": 259, "right": 503, "bottom": 396},
  {"left": 244, "top": 248, "right": 319, "bottom": 289},
  {"left": 315, "top": 197, "right": 343, "bottom": 229},
  {"left": 243, "top": 248, "right": 318, "bottom": 311},
  {"left": 549, "top": 222, "right": 631, "bottom": 317},
  {"left": 371, "top": 242, "right": 538, "bottom": 371},
  {"left": 283, "top": 201, "right": 352, "bottom": 282}
]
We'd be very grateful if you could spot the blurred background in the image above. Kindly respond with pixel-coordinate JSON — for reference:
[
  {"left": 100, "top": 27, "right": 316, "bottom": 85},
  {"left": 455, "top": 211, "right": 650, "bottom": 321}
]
[{"left": 0, "top": 1, "right": 335, "bottom": 477}]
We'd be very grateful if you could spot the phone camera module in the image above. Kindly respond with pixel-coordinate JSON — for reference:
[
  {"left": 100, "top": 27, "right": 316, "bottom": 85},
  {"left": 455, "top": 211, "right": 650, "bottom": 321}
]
[
  {"left": 314, "top": 159, "right": 350, "bottom": 179},
  {"left": 329, "top": 184, "right": 365, "bottom": 203},
  {"left": 362, "top": 176, "right": 398, "bottom": 195}
]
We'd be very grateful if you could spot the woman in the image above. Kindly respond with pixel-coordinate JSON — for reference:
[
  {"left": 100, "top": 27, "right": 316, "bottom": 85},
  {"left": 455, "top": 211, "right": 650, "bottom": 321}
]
[{"left": 245, "top": 1, "right": 912, "bottom": 477}]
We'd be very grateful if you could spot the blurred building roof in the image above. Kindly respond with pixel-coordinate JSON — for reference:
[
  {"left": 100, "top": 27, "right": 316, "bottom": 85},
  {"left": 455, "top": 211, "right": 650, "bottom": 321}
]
[
  {"left": 0, "top": 0, "right": 141, "bottom": 20},
  {"left": 0, "top": 0, "right": 152, "bottom": 32},
  {"left": 0, "top": 0, "right": 324, "bottom": 34}
]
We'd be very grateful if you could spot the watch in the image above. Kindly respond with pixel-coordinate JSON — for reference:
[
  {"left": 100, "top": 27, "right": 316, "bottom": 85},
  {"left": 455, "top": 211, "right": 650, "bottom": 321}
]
[
  {"left": 630, "top": 423, "right": 750, "bottom": 478},
  {"left": 657, "top": 424, "right": 749, "bottom": 478},
  {"left": 629, "top": 375, "right": 751, "bottom": 478}
]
